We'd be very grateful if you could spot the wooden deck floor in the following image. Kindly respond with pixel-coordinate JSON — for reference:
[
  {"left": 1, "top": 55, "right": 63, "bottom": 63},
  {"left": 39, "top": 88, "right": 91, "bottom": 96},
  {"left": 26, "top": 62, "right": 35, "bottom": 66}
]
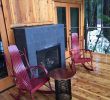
[{"left": 0, "top": 61, "right": 110, "bottom": 100}]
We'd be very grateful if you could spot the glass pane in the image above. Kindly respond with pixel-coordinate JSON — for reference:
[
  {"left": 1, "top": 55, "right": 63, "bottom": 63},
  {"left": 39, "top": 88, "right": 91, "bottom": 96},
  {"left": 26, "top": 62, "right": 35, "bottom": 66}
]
[
  {"left": 85, "top": 0, "right": 110, "bottom": 54},
  {"left": 57, "top": 7, "right": 67, "bottom": 49},
  {"left": 85, "top": 0, "right": 102, "bottom": 27},
  {"left": 0, "top": 33, "right": 8, "bottom": 79},
  {"left": 102, "top": 0, "right": 110, "bottom": 27},
  {"left": 87, "top": 28, "right": 110, "bottom": 54},
  {"left": 70, "top": 8, "right": 79, "bottom": 33}
]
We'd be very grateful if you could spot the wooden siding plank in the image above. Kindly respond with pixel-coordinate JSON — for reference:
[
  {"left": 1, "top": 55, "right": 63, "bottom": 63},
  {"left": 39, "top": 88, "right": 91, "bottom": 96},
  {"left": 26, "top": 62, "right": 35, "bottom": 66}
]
[
  {"left": 2, "top": 0, "right": 15, "bottom": 44},
  {"left": 48, "top": 0, "right": 55, "bottom": 22},
  {"left": 9, "top": 0, "right": 22, "bottom": 23},
  {"left": 32, "top": 0, "right": 40, "bottom": 22},
  {"left": 39, "top": 0, "right": 48, "bottom": 22},
  {"left": 7, "top": 0, "right": 54, "bottom": 24},
  {"left": 17, "top": 0, "right": 35, "bottom": 23}
]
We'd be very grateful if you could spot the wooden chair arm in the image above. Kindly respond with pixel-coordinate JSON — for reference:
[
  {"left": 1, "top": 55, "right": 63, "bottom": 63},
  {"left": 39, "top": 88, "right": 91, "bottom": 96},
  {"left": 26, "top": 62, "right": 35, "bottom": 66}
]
[
  {"left": 80, "top": 49, "right": 93, "bottom": 58},
  {"left": 19, "top": 49, "right": 48, "bottom": 78},
  {"left": 69, "top": 49, "right": 93, "bottom": 58}
]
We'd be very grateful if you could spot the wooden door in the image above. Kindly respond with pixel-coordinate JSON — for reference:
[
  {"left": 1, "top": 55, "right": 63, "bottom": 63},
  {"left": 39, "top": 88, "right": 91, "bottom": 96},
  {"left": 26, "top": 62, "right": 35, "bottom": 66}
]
[
  {"left": 55, "top": 2, "right": 82, "bottom": 58},
  {"left": 0, "top": 1, "right": 13, "bottom": 92},
  {"left": 69, "top": 4, "right": 81, "bottom": 49}
]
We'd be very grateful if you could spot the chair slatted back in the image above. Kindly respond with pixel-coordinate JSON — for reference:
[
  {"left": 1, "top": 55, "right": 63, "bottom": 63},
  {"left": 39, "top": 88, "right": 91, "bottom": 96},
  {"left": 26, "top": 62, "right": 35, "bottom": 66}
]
[
  {"left": 71, "top": 33, "right": 81, "bottom": 59},
  {"left": 8, "top": 45, "right": 32, "bottom": 90}
]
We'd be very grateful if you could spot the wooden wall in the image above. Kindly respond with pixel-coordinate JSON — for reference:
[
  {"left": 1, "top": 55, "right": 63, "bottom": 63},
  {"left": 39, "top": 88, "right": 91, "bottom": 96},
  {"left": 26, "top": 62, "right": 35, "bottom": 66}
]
[
  {"left": 2, "top": 0, "right": 84, "bottom": 43},
  {"left": 3, "top": 0, "right": 55, "bottom": 24},
  {"left": 1, "top": 0, "right": 84, "bottom": 44},
  {"left": 1, "top": 0, "right": 55, "bottom": 44}
]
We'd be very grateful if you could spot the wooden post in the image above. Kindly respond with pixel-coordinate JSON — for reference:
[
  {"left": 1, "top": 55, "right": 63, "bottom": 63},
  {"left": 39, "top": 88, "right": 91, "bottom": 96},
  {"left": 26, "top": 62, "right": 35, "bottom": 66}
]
[{"left": 0, "top": 0, "right": 14, "bottom": 92}]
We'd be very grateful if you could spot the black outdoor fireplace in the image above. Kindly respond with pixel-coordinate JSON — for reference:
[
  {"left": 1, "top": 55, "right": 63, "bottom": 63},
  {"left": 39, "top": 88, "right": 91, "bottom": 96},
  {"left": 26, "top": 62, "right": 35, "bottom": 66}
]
[
  {"left": 13, "top": 24, "right": 65, "bottom": 76},
  {"left": 37, "top": 44, "right": 61, "bottom": 72}
]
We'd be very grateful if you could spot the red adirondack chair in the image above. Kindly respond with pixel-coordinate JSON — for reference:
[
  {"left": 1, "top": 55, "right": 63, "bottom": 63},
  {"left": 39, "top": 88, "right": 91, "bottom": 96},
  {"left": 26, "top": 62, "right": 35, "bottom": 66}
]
[
  {"left": 8, "top": 45, "right": 54, "bottom": 100},
  {"left": 69, "top": 33, "right": 94, "bottom": 71}
]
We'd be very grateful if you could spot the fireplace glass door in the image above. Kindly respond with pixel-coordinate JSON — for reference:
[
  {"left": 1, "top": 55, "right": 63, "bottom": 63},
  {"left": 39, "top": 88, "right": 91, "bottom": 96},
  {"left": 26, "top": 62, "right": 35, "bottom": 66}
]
[{"left": 36, "top": 45, "right": 61, "bottom": 75}]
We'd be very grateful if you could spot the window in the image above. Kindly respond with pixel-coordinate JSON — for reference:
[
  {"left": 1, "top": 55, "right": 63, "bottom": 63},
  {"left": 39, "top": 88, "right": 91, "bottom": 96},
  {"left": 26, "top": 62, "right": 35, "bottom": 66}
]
[
  {"left": 55, "top": 3, "right": 81, "bottom": 52},
  {"left": 85, "top": 0, "right": 110, "bottom": 54},
  {"left": 57, "top": 7, "right": 67, "bottom": 49},
  {"left": 0, "top": 33, "right": 8, "bottom": 79}
]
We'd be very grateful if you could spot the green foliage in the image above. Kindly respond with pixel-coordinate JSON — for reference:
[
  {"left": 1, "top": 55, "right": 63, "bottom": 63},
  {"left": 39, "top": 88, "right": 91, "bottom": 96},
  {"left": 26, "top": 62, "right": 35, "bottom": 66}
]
[{"left": 100, "top": 15, "right": 110, "bottom": 24}]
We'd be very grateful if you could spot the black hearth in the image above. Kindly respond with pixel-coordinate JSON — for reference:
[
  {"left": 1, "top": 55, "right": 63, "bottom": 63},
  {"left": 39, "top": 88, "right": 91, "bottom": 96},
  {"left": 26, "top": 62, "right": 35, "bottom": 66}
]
[{"left": 37, "top": 44, "right": 61, "bottom": 73}]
